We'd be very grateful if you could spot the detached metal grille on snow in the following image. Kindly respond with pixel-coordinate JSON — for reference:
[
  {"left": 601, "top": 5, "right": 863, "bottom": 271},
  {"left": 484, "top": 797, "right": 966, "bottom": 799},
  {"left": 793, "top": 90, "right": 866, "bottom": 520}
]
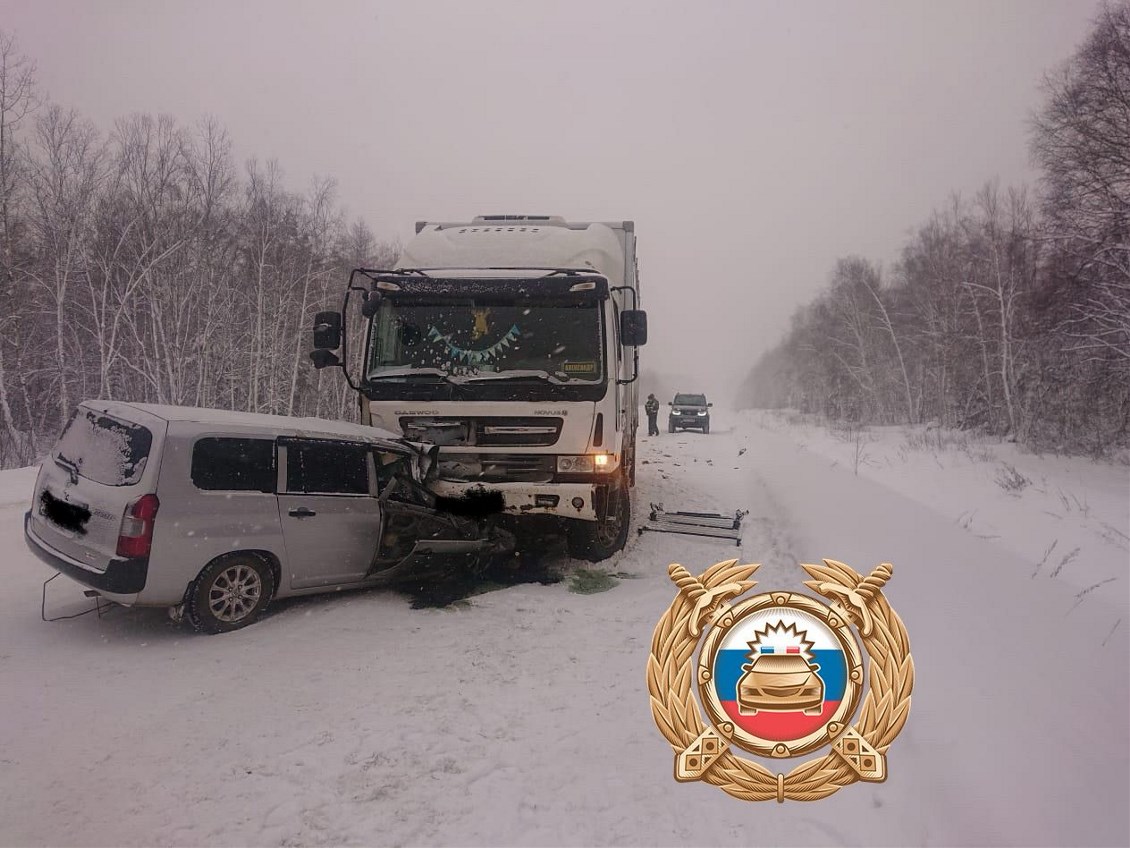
[{"left": 638, "top": 504, "right": 747, "bottom": 545}]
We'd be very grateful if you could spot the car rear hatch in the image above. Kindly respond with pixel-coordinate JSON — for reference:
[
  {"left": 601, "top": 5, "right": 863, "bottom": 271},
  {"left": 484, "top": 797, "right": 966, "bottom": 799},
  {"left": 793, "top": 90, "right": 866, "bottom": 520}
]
[{"left": 29, "top": 402, "right": 166, "bottom": 573}]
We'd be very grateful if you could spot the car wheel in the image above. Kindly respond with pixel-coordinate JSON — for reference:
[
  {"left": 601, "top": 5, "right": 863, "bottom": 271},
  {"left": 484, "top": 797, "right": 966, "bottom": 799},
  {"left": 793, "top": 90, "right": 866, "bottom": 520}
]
[
  {"left": 668, "top": 421, "right": 675, "bottom": 433},
  {"left": 187, "top": 554, "right": 276, "bottom": 634},
  {"left": 566, "top": 477, "right": 631, "bottom": 562},
  {"left": 703, "top": 421, "right": 710, "bottom": 434}
]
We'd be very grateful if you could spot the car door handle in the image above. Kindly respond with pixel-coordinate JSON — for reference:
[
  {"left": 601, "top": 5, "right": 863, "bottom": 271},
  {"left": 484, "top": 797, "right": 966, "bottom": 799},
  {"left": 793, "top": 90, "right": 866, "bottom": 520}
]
[{"left": 288, "top": 507, "right": 317, "bottom": 518}]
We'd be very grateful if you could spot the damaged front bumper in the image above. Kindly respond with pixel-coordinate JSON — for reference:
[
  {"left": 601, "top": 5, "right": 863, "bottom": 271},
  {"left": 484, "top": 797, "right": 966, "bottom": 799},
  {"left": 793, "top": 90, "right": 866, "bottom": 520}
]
[{"left": 428, "top": 480, "right": 600, "bottom": 521}]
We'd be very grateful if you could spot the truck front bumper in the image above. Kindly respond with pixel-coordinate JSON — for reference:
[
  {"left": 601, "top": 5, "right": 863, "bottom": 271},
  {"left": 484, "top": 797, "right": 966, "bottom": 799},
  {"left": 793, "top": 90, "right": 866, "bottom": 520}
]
[{"left": 427, "top": 481, "right": 601, "bottom": 521}]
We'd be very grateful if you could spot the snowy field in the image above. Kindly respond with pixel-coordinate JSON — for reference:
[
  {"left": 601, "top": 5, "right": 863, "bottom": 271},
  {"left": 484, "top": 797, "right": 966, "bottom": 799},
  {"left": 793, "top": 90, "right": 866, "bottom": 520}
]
[
  {"left": 744, "top": 409, "right": 1130, "bottom": 618},
  {"left": 0, "top": 410, "right": 1127, "bottom": 847}
]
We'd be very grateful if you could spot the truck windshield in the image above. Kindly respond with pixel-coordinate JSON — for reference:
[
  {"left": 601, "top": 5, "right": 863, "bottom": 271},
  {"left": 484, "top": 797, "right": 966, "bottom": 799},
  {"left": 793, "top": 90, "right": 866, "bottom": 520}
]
[{"left": 367, "top": 298, "right": 604, "bottom": 382}]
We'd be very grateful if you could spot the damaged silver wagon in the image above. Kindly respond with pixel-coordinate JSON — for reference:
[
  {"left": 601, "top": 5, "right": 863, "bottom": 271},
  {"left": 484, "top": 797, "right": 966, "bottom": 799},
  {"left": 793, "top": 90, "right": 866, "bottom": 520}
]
[{"left": 24, "top": 401, "right": 514, "bottom": 632}]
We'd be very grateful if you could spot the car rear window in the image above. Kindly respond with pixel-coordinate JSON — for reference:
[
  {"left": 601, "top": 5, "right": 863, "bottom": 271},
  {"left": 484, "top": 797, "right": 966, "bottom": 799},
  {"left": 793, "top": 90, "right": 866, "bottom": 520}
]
[
  {"left": 285, "top": 440, "right": 369, "bottom": 495},
  {"left": 191, "top": 438, "right": 276, "bottom": 492},
  {"left": 53, "top": 407, "right": 153, "bottom": 487}
]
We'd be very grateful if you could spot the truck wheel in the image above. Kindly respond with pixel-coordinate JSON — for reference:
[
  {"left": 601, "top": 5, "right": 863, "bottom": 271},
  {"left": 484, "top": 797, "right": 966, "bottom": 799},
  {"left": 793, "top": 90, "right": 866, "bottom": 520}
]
[
  {"left": 187, "top": 554, "right": 276, "bottom": 634},
  {"left": 566, "top": 479, "right": 631, "bottom": 562}
]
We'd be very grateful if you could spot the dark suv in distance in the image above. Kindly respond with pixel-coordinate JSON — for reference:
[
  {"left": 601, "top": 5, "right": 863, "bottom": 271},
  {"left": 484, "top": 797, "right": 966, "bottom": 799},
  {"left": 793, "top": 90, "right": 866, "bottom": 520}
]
[{"left": 668, "top": 393, "right": 712, "bottom": 433}]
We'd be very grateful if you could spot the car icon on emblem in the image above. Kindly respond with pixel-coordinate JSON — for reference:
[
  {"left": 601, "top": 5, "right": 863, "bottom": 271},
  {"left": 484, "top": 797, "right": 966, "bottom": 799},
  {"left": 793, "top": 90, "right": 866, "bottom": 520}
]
[{"left": 737, "top": 653, "right": 824, "bottom": 716}]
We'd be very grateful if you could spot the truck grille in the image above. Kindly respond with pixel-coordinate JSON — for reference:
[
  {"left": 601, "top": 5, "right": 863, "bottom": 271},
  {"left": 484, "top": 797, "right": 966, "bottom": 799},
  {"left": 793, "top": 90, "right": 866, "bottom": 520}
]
[
  {"left": 435, "top": 453, "right": 555, "bottom": 483},
  {"left": 400, "top": 417, "right": 562, "bottom": 447}
]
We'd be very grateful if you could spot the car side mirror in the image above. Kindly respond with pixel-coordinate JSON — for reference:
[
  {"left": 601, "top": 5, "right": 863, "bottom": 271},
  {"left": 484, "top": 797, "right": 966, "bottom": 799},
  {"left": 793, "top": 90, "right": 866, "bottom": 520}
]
[
  {"left": 312, "top": 311, "right": 342, "bottom": 350},
  {"left": 620, "top": 309, "right": 648, "bottom": 346},
  {"left": 708, "top": 403, "right": 713, "bottom": 407},
  {"left": 309, "top": 349, "right": 341, "bottom": 370}
]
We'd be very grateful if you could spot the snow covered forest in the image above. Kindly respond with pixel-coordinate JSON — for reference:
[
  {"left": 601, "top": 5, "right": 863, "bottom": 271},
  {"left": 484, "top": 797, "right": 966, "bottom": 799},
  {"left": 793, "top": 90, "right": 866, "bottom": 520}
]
[
  {"left": 737, "top": 3, "right": 1130, "bottom": 456},
  {"left": 0, "top": 30, "right": 396, "bottom": 469},
  {"left": 2, "top": 6, "right": 1128, "bottom": 470}
]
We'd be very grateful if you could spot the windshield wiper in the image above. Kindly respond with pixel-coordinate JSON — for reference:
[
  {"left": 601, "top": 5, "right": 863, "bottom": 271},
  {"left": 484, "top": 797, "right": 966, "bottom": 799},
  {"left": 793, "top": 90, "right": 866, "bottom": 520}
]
[
  {"left": 54, "top": 453, "right": 80, "bottom": 482},
  {"left": 457, "top": 370, "right": 574, "bottom": 384},
  {"left": 367, "top": 367, "right": 453, "bottom": 382}
]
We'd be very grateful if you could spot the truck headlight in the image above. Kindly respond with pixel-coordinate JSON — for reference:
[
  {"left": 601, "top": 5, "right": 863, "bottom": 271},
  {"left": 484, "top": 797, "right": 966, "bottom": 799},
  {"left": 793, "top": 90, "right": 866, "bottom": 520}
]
[
  {"left": 557, "top": 455, "right": 615, "bottom": 473},
  {"left": 557, "top": 455, "right": 594, "bottom": 473}
]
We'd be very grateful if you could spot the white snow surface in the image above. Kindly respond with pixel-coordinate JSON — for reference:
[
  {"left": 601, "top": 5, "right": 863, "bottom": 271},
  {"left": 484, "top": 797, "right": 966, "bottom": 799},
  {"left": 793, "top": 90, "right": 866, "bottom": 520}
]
[{"left": 0, "top": 411, "right": 1126, "bottom": 846}]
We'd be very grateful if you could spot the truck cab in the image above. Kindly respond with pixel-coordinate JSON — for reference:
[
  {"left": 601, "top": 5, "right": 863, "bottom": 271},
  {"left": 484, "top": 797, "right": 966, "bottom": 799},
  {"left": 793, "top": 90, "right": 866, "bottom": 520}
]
[{"left": 311, "top": 215, "right": 647, "bottom": 561}]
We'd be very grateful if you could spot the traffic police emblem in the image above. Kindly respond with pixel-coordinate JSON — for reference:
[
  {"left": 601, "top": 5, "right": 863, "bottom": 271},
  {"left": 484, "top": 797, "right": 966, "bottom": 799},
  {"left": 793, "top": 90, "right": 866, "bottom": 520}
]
[{"left": 648, "top": 559, "right": 913, "bottom": 802}]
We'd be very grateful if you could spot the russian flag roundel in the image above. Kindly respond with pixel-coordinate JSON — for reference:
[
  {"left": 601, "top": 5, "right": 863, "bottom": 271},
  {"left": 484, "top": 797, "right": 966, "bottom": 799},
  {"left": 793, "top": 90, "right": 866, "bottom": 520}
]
[{"left": 696, "top": 592, "right": 866, "bottom": 758}]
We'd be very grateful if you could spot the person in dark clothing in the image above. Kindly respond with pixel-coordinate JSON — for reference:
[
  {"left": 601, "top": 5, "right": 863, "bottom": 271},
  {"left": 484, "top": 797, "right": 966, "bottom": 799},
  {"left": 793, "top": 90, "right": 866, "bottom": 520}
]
[{"left": 645, "top": 393, "right": 660, "bottom": 436}]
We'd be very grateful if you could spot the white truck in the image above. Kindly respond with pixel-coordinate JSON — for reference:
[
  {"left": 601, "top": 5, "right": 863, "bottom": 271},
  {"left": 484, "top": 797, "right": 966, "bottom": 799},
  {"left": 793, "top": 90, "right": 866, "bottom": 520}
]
[{"left": 310, "top": 215, "right": 648, "bottom": 561}]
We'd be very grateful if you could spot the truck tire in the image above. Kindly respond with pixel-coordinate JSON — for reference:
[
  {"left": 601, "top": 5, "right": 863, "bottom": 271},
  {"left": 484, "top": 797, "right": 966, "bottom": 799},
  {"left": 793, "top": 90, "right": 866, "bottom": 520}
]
[
  {"left": 187, "top": 554, "right": 276, "bottom": 634},
  {"left": 566, "top": 478, "right": 631, "bottom": 562}
]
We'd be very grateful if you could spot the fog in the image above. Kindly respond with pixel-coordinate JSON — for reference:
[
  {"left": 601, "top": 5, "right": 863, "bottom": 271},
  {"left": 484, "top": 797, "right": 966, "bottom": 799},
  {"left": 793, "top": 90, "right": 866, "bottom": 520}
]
[{"left": 0, "top": 0, "right": 1100, "bottom": 403}]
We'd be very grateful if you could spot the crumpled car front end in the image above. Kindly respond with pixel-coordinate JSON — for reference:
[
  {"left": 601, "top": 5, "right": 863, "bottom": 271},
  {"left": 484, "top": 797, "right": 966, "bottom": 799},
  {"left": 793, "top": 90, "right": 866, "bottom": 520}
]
[{"left": 369, "top": 442, "right": 515, "bottom": 582}]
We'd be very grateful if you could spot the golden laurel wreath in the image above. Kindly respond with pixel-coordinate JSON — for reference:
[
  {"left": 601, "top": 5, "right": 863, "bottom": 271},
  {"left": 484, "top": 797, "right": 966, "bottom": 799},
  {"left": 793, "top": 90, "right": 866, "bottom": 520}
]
[{"left": 647, "top": 558, "right": 914, "bottom": 803}]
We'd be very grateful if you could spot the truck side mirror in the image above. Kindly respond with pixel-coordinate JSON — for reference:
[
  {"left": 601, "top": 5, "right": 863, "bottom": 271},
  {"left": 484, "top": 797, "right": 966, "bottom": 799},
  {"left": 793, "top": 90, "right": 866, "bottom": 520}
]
[
  {"left": 309, "top": 349, "right": 342, "bottom": 370},
  {"left": 312, "top": 311, "right": 342, "bottom": 350},
  {"left": 620, "top": 309, "right": 648, "bottom": 346}
]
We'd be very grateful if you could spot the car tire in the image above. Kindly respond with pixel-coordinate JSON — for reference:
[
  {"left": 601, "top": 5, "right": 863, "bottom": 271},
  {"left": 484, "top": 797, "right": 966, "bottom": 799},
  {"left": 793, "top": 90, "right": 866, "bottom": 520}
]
[
  {"left": 668, "top": 421, "right": 675, "bottom": 433},
  {"left": 703, "top": 421, "right": 710, "bottom": 434},
  {"left": 186, "top": 554, "right": 276, "bottom": 634},
  {"left": 566, "top": 477, "right": 631, "bottom": 562}
]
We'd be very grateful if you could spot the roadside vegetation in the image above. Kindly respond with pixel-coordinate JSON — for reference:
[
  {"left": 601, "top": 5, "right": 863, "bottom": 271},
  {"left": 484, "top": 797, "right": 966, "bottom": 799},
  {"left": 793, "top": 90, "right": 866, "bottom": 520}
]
[
  {"left": 738, "top": 4, "right": 1130, "bottom": 458},
  {"left": 0, "top": 31, "right": 397, "bottom": 469}
]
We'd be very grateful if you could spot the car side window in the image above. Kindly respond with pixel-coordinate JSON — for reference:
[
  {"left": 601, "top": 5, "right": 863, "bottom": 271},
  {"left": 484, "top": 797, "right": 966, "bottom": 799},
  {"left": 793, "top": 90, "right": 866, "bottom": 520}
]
[
  {"left": 374, "top": 450, "right": 405, "bottom": 491},
  {"left": 285, "top": 439, "right": 370, "bottom": 495},
  {"left": 191, "top": 438, "right": 276, "bottom": 492}
]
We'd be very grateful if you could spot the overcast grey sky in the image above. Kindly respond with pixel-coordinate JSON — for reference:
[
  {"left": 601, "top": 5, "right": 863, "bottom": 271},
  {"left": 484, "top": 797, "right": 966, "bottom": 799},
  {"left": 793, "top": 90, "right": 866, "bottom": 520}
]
[{"left": 0, "top": 0, "right": 1101, "bottom": 402}]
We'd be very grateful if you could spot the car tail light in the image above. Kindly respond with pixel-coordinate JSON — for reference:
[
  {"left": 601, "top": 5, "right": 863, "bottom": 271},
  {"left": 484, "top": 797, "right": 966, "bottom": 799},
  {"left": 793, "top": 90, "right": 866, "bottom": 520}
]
[{"left": 117, "top": 494, "right": 160, "bottom": 558}]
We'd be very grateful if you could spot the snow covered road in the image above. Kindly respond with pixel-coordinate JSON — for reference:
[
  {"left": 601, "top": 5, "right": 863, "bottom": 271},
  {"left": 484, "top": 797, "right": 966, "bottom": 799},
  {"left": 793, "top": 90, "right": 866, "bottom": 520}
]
[{"left": 0, "top": 412, "right": 1126, "bottom": 847}]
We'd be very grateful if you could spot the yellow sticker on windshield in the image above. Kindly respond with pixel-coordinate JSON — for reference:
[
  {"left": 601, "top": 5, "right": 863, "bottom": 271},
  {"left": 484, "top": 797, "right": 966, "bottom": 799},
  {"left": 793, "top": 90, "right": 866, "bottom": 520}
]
[{"left": 564, "top": 361, "right": 597, "bottom": 373}]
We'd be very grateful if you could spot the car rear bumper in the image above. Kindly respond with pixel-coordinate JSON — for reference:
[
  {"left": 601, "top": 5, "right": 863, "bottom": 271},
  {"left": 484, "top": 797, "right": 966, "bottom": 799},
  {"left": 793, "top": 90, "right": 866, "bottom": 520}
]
[{"left": 24, "top": 511, "right": 148, "bottom": 597}]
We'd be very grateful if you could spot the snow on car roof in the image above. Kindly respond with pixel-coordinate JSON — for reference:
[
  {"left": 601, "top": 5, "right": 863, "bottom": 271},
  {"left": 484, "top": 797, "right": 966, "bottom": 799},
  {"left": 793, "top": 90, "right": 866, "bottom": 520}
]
[{"left": 78, "top": 401, "right": 404, "bottom": 443}]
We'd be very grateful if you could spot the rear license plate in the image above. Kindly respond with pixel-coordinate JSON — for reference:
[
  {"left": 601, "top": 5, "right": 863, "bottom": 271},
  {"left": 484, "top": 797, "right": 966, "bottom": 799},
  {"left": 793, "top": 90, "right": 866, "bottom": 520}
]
[{"left": 39, "top": 489, "right": 91, "bottom": 535}]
